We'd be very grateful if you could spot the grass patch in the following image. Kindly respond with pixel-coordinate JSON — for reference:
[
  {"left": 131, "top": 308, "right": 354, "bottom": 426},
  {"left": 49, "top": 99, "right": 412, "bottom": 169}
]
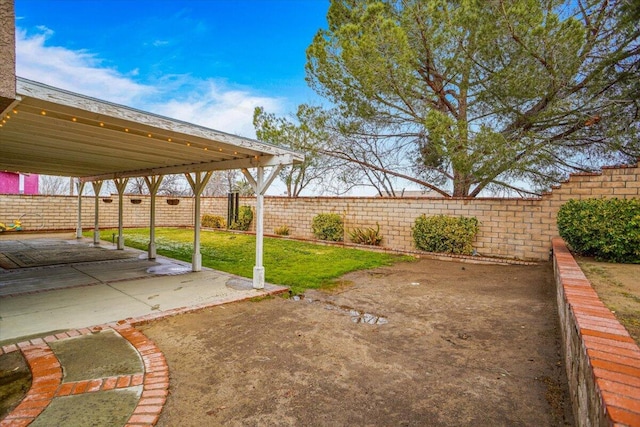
[{"left": 89, "top": 228, "right": 412, "bottom": 294}]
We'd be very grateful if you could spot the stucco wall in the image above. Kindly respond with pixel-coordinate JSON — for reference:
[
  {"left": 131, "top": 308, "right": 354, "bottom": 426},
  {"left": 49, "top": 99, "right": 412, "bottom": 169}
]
[
  {"left": 0, "top": 162, "right": 638, "bottom": 261},
  {"left": 0, "top": 0, "right": 16, "bottom": 110}
]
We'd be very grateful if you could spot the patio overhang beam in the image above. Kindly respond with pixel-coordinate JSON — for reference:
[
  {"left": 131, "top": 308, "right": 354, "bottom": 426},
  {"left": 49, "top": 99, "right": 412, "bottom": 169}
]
[
  {"left": 2, "top": 78, "right": 304, "bottom": 180},
  {"left": 78, "top": 154, "right": 297, "bottom": 183}
]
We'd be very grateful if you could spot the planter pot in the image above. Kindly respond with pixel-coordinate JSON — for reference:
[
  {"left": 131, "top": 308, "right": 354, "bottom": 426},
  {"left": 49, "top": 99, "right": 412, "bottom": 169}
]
[
  {"left": 130, "top": 199, "right": 142, "bottom": 204},
  {"left": 167, "top": 199, "right": 180, "bottom": 206},
  {"left": 102, "top": 198, "right": 113, "bottom": 203}
]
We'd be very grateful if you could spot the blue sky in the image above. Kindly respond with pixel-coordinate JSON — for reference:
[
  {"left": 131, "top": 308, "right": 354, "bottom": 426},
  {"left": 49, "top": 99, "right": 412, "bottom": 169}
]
[{"left": 15, "top": 0, "right": 330, "bottom": 138}]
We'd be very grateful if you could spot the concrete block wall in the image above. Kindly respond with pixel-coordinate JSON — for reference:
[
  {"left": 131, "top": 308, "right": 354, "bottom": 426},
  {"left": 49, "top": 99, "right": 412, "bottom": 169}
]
[
  {"left": 0, "top": 162, "right": 637, "bottom": 261},
  {"left": 0, "top": 195, "right": 199, "bottom": 230},
  {"left": 256, "top": 163, "right": 638, "bottom": 260}
]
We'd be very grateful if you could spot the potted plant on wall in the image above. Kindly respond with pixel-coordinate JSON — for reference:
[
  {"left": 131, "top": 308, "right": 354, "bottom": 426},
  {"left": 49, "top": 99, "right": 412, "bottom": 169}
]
[
  {"left": 130, "top": 198, "right": 142, "bottom": 204},
  {"left": 166, "top": 198, "right": 180, "bottom": 206}
]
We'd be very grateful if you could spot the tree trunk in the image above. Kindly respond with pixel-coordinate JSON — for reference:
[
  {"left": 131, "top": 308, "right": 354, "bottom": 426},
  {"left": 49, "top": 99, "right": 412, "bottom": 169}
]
[{"left": 452, "top": 170, "right": 472, "bottom": 197}]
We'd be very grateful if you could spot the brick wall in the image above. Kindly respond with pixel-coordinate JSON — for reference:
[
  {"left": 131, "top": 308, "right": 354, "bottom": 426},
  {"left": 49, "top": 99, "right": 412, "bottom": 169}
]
[
  {"left": 553, "top": 238, "right": 640, "bottom": 426},
  {"left": 1, "top": 162, "right": 637, "bottom": 261}
]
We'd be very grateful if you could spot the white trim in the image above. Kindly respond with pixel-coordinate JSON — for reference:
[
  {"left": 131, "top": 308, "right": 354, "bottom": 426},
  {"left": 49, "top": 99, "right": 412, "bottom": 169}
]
[
  {"left": 186, "top": 172, "right": 213, "bottom": 272},
  {"left": 242, "top": 165, "right": 284, "bottom": 289}
]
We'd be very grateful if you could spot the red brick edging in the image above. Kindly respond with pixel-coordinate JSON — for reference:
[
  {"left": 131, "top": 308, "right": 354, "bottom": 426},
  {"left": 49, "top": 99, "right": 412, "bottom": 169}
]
[
  {"left": 0, "top": 343, "right": 62, "bottom": 426},
  {"left": 0, "top": 324, "right": 168, "bottom": 427},
  {"left": 552, "top": 238, "right": 640, "bottom": 426}
]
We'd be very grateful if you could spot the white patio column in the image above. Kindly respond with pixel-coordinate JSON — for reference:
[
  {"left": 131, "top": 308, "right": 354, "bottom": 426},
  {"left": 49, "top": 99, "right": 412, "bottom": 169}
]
[
  {"left": 185, "top": 171, "right": 213, "bottom": 272},
  {"left": 114, "top": 178, "right": 129, "bottom": 250},
  {"left": 91, "top": 180, "right": 103, "bottom": 245},
  {"left": 76, "top": 180, "right": 85, "bottom": 239},
  {"left": 242, "top": 165, "right": 283, "bottom": 289},
  {"left": 144, "top": 175, "right": 163, "bottom": 260}
]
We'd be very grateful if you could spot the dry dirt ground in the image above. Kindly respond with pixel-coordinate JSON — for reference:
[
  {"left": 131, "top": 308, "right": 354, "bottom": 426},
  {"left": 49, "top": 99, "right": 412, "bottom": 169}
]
[
  {"left": 140, "top": 259, "right": 573, "bottom": 426},
  {"left": 0, "top": 351, "right": 31, "bottom": 417},
  {"left": 576, "top": 257, "right": 640, "bottom": 345}
]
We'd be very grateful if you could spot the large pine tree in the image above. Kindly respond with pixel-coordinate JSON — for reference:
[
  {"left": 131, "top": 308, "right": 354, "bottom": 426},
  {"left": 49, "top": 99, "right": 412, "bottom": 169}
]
[{"left": 306, "top": 0, "right": 640, "bottom": 197}]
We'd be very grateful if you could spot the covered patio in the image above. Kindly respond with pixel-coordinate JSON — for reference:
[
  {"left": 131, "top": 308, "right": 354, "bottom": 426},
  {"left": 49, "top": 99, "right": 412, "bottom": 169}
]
[
  {"left": 1, "top": 77, "right": 303, "bottom": 289},
  {"left": 0, "top": 231, "right": 289, "bottom": 342}
]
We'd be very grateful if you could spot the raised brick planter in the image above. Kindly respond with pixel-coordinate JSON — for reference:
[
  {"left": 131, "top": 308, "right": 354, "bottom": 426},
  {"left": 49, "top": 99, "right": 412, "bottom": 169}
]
[{"left": 553, "top": 238, "right": 640, "bottom": 426}]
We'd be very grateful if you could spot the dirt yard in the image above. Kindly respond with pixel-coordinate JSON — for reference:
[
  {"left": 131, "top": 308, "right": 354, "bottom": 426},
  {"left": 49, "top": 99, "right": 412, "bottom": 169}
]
[
  {"left": 576, "top": 257, "right": 640, "bottom": 345},
  {"left": 140, "top": 258, "right": 573, "bottom": 426}
]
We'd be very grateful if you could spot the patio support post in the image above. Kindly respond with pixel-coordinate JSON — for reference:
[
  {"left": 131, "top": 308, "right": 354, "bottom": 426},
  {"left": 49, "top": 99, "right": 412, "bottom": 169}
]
[
  {"left": 144, "top": 175, "right": 163, "bottom": 260},
  {"left": 185, "top": 171, "right": 212, "bottom": 272},
  {"left": 91, "top": 180, "right": 103, "bottom": 245},
  {"left": 241, "top": 165, "right": 283, "bottom": 289},
  {"left": 76, "top": 180, "right": 85, "bottom": 239},
  {"left": 114, "top": 178, "right": 129, "bottom": 250}
]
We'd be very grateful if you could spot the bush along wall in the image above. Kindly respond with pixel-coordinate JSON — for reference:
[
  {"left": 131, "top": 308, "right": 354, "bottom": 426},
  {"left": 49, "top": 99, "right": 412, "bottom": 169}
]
[
  {"left": 312, "top": 213, "right": 344, "bottom": 242},
  {"left": 412, "top": 214, "right": 479, "bottom": 255},
  {"left": 348, "top": 223, "right": 383, "bottom": 246},
  {"left": 201, "top": 214, "right": 226, "bottom": 229},
  {"left": 557, "top": 198, "right": 640, "bottom": 263},
  {"left": 230, "top": 206, "right": 253, "bottom": 231}
]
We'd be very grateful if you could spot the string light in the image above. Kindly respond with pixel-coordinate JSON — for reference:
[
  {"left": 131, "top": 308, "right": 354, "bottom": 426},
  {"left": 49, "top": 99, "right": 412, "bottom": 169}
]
[{"left": 1, "top": 107, "right": 256, "bottom": 163}]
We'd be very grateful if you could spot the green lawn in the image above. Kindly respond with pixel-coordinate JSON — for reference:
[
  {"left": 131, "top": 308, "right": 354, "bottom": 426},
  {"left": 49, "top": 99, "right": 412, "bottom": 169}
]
[{"left": 90, "top": 228, "right": 412, "bottom": 294}]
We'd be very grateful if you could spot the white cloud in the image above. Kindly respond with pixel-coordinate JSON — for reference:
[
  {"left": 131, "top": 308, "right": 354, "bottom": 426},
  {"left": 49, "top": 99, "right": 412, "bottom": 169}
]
[
  {"left": 15, "top": 27, "right": 286, "bottom": 137},
  {"left": 16, "top": 28, "right": 154, "bottom": 105},
  {"left": 149, "top": 80, "right": 285, "bottom": 138}
]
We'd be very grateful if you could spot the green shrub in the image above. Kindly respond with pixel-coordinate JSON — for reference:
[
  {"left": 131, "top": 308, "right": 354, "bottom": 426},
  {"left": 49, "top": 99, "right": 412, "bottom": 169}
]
[
  {"left": 312, "top": 213, "right": 344, "bottom": 242},
  {"left": 557, "top": 198, "right": 640, "bottom": 263},
  {"left": 201, "top": 214, "right": 226, "bottom": 229},
  {"left": 274, "top": 225, "right": 290, "bottom": 236},
  {"left": 349, "top": 223, "right": 383, "bottom": 246},
  {"left": 412, "top": 214, "right": 479, "bottom": 255},
  {"left": 230, "top": 206, "right": 253, "bottom": 231}
]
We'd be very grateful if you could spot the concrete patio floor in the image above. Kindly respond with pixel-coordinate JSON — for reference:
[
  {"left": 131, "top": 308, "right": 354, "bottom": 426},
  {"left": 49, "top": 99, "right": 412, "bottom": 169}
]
[
  {"left": 0, "top": 232, "right": 286, "bottom": 343},
  {"left": 0, "top": 232, "right": 288, "bottom": 426}
]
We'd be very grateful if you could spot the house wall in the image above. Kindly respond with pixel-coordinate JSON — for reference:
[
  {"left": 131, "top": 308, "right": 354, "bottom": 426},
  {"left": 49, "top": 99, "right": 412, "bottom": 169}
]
[
  {"left": 0, "top": 0, "right": 16, "bottom": 112},
  {"left": 0, "top": 172, "right": 39, "bottom": 195},
  {"left": 0, "top": 162, "right": 637, "bottom": 261}
]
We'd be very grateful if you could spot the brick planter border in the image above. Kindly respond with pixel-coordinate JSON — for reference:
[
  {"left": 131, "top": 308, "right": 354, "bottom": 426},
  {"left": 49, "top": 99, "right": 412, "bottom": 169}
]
[{"left": 552, "top": 238, "right": 640, "bottom": 426}]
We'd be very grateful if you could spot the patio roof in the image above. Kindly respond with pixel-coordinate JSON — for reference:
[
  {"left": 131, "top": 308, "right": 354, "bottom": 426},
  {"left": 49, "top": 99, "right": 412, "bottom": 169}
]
[{"left": 0, "top": 77, "right": 303, "bottom": 181}]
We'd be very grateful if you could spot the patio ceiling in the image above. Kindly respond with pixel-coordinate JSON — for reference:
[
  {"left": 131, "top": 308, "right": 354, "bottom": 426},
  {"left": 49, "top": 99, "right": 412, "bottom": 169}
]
[{"left": 0, "top": 77, "right": 303, "bottom": 182}]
